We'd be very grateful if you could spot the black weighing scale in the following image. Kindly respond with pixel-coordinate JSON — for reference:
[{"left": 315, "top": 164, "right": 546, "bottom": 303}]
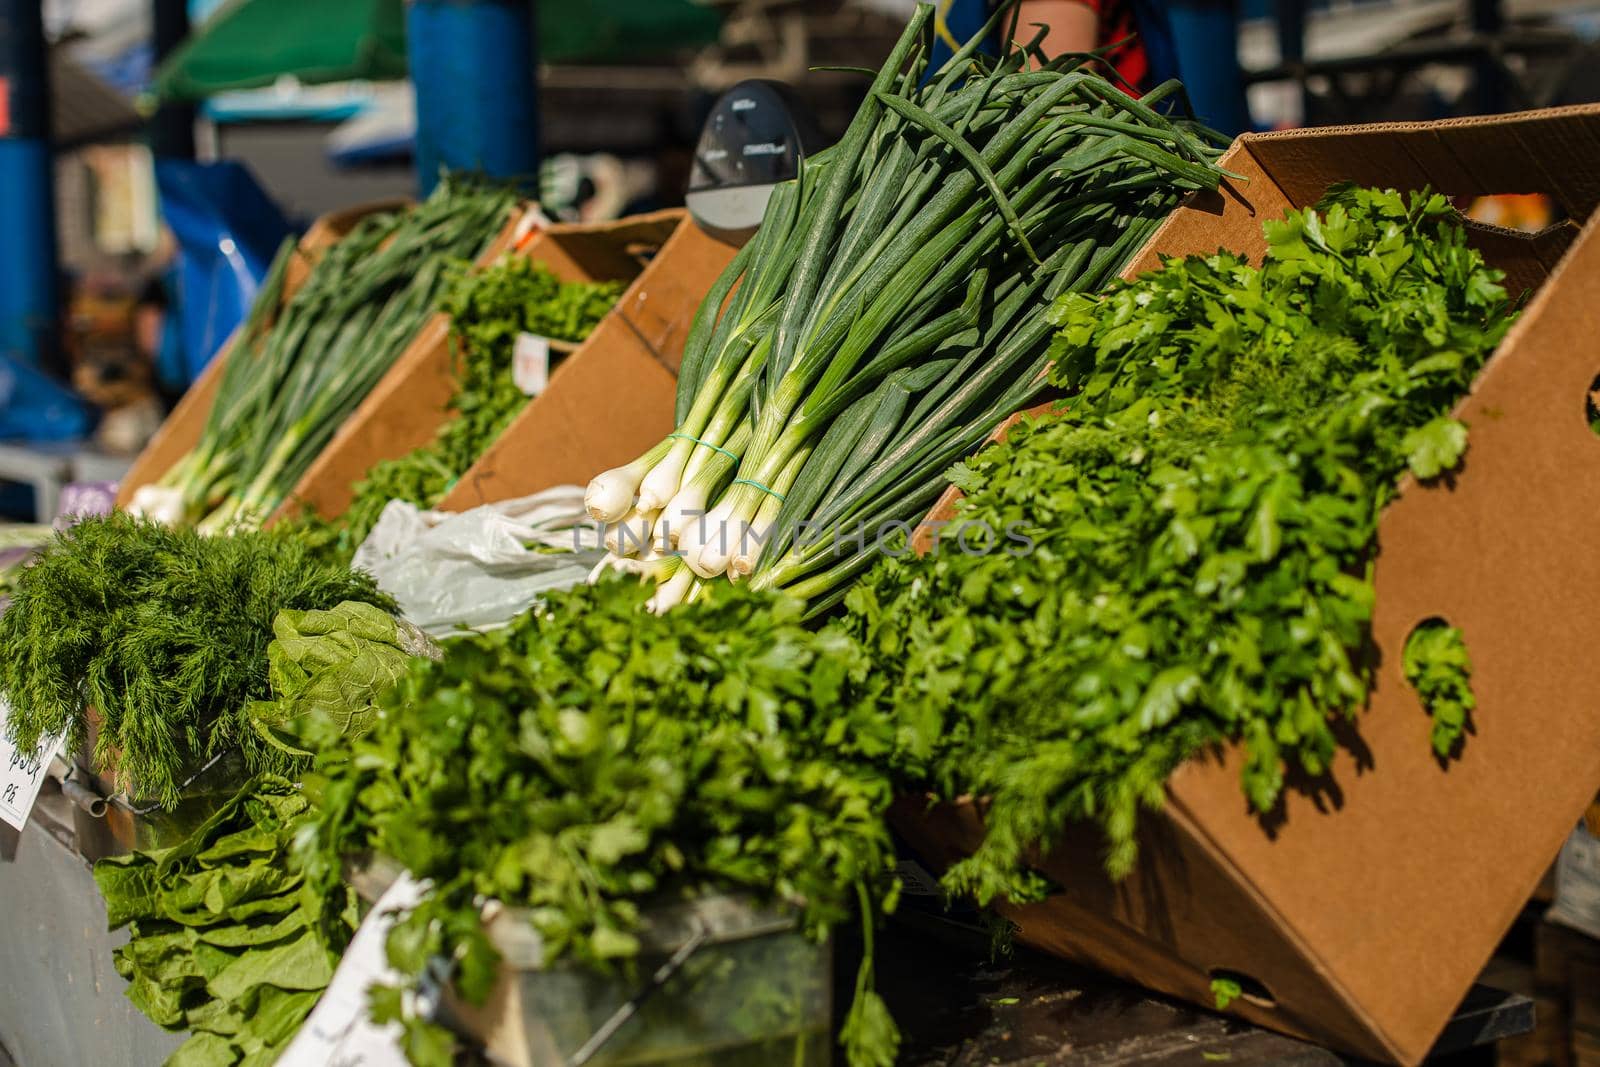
[{"left": 686, "top": 80, "right": 823, "bottom": 245}]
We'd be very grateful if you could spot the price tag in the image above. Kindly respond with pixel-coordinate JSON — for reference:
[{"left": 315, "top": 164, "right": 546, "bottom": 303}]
[
  {"left": 277, "top": 872, "right": 429, "bottom": 1067},
  {"left": 0, "top": 700, "right": 64, "bottom": 831},
  {"left": 513, "top": 333, "right": 551, "bottom": 397},
  {"left": 512, "top": 205, "right": 553, "bottom": 251}
]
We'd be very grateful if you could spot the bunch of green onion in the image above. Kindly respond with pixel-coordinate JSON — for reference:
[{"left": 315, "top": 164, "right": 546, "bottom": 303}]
[
  {"left": 585, "top": 3, "right": 1231, "bottom": 613},
  {"left": 150, "top": 177, "right": 517, "bottom": 533}
]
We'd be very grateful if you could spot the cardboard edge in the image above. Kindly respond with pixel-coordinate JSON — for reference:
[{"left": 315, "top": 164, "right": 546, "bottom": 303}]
[
  {"left": 1239, "top": 102, "right": 1600, "bottom": 144},
  {"left": 265, "top": 202, "right": 536, "bottom": 526},
  {"left": 1160, "top": 792, "right": 1414, "bottom": 1063},
  {"left": 1240, "top": 103, "right": 1600, "bottom": 228},
  {"left": 613, "top": 212, "right": 738, "bottom": 376}
]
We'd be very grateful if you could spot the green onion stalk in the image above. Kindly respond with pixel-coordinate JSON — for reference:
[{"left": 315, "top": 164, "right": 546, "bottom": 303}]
[
  {"left": 142, "top": 177, "right": 517, "bottom": 532},
  {"left": 584, "top": 1, "right": 1233, "bottom": 612}
]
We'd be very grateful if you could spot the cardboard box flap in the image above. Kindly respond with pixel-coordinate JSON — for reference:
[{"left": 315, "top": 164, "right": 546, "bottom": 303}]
[
  {"left": 618, "top": 218, "right": 741, "bottom": 375},
  {"left": 1133, "top": 108, "right": 1600, "bottom": 302},
  {"left": 1245, "top": 103, "right": 1600, "bottom": 225},
  {"left": 536, "top": 211, "right": 684, "bottom": 296},
  {"left": 1124, "top": 142, "right": 1286, "bottom": 277},
  {"left": 1466, "top": 219, "right": 1582, "bottom": 299}
]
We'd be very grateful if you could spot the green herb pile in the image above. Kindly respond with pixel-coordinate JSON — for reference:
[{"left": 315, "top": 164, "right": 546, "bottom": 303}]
[
  {"left": 94, "top": 776, "right": 357, "bottom": 1067},
  {"left": 0, "top": 514, "right": 394, "bottom": 807},
  {"left": 324, "top": 256, "right": 624, "bottom": 558},
  {"left": 301, "top": 577, "right": 904, "bottom": 1067},
  {"left": 844, "top": 185, "right": 1510, "bottom": 901}
]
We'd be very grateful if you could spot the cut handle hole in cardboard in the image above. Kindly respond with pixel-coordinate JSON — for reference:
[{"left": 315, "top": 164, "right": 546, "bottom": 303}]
[
  {"left": 1586, "top": 373, "right": 1600, "bottom": 438},
  {"left": 1206, "top": 967, "right": 1277, "bottom": 1009},
  {"left": 1462, "top": 193, "right": 1561, "bottom": 233},
  {"left": 1401, "top": 616, "right": 1474, "bottom": 762}
]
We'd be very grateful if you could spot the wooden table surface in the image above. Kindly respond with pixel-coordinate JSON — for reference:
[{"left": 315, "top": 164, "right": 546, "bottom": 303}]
[{"left": 878, "top": 911, "right": 1532, "bottom": 1067}]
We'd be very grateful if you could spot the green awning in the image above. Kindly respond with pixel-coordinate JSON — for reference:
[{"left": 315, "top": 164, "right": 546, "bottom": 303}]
[
  {"left": 153, "top": 0, "right": 407, "bottom": 101},
  {"left": 154, "top": 0, "right": 723, "bottom": 102},
  {"left": 541, "top": 0, "right": 724, "bottom": 65}
]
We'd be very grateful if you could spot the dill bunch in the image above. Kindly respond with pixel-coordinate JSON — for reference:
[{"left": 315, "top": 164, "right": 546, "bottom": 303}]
[{"left": 0, "top": 514, "right": 395, "bottom": 808}]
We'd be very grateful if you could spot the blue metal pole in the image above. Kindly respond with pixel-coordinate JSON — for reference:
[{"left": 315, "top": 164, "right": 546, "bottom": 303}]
[
  {"left": 0, "top": 0, "right": 60, "bottom": 368},
  {"left": 408, "top": 0, "right": 540, "bottom": 197},
  {"left": 150, "top": 0, "right": 196, "bottom": 159},
  {"left": 1167, "top": 0, "right": 1252, "bottom": 136}
]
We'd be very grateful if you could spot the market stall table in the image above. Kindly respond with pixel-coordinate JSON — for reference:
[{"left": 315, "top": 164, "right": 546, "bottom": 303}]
[
  {"left": 0, "top": 783, "right": 183, "bottom": 1067},
  {"left": 0, "top": 440, "right": 133, "bottom": 522},
  {"left": 882, "top": 913, "right": 1533, "bottom": 1067},
  {"left": 0, "top": 780, "right": 1538, "bottom": 1067}
]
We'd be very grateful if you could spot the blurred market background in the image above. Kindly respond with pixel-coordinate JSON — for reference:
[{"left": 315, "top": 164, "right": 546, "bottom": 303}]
[{"left": 0, "top": 0, "right": 1595, "bottom": 520}]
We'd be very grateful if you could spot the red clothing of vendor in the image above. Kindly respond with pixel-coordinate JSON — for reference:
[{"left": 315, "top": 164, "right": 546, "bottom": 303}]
[{"left": 1016, "top": 0, "right": 1150, "bottom": 91}]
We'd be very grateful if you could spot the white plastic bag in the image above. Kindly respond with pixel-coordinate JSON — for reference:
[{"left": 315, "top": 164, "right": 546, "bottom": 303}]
[{"left": 352, "top": 486, "right": 604, "bottom": 637}]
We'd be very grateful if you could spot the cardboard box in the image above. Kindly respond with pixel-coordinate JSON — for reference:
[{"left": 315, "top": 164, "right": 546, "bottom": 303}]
[
  {"left": 894, "top": 103, "right": 1600, "bottom": 1065},
  {"left": 275, "top": 209, "right": 705, "bottom": 522},
  {"left": 260, "top": 203, "right": 549, "bottom": 524},
  {"left": 114, "top": 199, "right": 412, "bottom": 507},
  {"left": 438, "top": 213, "right": 738, "bottom": 510}
]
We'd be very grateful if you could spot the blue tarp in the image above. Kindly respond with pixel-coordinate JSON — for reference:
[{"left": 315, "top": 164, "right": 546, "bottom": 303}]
[
  {"left": 0, "top": 354, "right": 93, "bottom": 443},
  {"left": 154, "top": 159, "right": 292, "bottom": 388}
]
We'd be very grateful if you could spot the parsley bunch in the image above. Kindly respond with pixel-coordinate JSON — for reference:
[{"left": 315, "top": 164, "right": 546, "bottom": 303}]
[
  {"left": 846, "top": 186, "right": 1513, "bottom": 900},
  {"left": 0, "top": 514, "right": 394, "bottom": 808},
  {"left": 302, "top": 577, "right": 903, "bottom": 1067},
  {"left": 319, "top": 255, "right": 625, "bottom": 560}
]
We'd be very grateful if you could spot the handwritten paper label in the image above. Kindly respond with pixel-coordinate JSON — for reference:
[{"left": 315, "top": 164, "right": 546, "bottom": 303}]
[
  {"left": 277, "top": 872, "right": 428, "bottom": 1066},
  {"left": 0, "top": 700, "right": 64, "bottom": 831},
  {"left": 513, "top": 333, "right": 551, "bottom": 397}
]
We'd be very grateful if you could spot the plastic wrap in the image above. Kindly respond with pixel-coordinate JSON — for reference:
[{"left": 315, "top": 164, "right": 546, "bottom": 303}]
[{"left": 353, "top": 486, "right": 603, "bottom": 636}]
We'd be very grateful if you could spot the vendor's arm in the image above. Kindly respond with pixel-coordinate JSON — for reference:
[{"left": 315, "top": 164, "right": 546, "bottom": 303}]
[{"left": 1015, "top": 0, "right": 1099, "bottom": 55}]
